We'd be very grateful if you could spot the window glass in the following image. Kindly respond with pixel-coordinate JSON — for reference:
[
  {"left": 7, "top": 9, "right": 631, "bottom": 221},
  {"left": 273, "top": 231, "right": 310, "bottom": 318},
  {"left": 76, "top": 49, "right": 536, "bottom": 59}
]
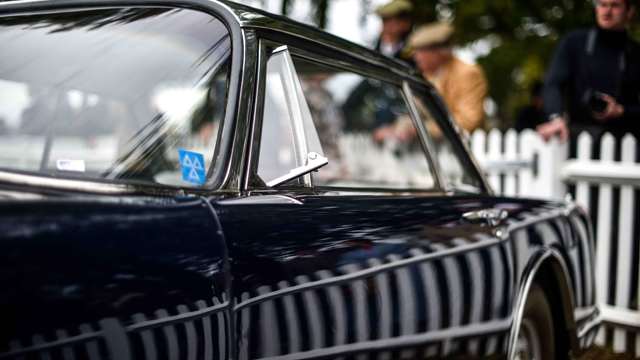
[
  {"left": 408, "top": 86, "right": 484, "bottom": 192},
  {"left": 0, "top": 8, "right": 231, "bottom": 187},
  {"left": 258, "top": 49, "right": 327, "bottom": 187},
  {"left": 292, "top": 57, "right": 435, "bottom": 189},
  {"left": 257, "top": 53, "right": 299, "bottom": 185}
]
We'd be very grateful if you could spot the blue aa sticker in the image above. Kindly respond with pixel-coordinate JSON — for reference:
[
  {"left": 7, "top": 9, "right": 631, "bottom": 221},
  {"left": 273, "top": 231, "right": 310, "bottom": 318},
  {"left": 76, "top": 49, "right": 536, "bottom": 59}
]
[{"left": 179, "top": 149, "right": 206, "bottom": 185}]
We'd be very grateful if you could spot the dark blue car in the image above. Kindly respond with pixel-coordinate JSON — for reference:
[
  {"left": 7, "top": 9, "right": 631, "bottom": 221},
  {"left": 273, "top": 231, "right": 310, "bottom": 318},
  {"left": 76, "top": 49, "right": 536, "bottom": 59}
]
[{"left": 0, "top": 1, "right": 598, "bottom": 359}]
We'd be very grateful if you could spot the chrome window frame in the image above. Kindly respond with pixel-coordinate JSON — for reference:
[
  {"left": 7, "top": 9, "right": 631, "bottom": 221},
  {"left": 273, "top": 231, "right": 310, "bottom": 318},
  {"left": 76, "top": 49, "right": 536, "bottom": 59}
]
[{"left": 245, "top": 38, "right": 315, "bottom": 191}]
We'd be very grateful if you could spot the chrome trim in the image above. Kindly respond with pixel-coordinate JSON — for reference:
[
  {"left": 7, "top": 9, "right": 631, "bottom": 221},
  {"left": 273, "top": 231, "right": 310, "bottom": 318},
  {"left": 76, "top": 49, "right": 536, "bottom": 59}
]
[
  {"left": 0, "top": 190, "right": 44, "bottom": 200},
  {"left": 462, "top": 208, "right": 509, "bottom": 226},
  {"left": 575, "top": 306, "right": 599, "bottom": 323},
  {"left": 127, "top": 301, "right": 229, "bottom": 332},
  {"left": 266, "top": 153, "right": 328, "bottom": 188},
  {"left": 219, "top": 194, "right": 303, "bottom": 205},
  {"left": 259, "top": 319, "right": 511, "bottom": 360},
  {"left": 507, "top": 205, "right": 576, "bottom": 232},
  {"left": 506, "top": 248, "right": 577, "bottom": 360},
  {"left": 273, "top": 45, "right": 288, "bottom": 53},
  {"left": 0, "top": 171, "right": 137, "bottom": 194},
  {"left": 402, "top": 81, "right": 444, "bottom": 190},
  {"left": 577, "top": 314, "right": 601, "bottom": 339}
]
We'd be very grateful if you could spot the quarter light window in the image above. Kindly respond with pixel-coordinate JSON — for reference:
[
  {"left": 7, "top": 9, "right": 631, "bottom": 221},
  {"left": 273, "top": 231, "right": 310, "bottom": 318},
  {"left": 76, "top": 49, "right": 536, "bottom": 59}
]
[{"left": 0, "top": 8, "right": 231, "bottom": 187}]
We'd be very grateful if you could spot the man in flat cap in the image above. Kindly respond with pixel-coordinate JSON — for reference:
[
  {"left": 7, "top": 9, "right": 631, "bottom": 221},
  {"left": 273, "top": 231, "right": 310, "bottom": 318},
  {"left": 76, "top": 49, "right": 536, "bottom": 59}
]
[
  {"left": 374, "top": 0, "right": 414, "bottom": 65},
  {"left": 409, "top": 22, "right": 488, "bottom": 135}
]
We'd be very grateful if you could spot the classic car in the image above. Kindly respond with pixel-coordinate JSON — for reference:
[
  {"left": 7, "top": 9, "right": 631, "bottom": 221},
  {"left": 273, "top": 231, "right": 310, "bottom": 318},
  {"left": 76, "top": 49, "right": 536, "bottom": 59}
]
[{"left": 0, "top": 0, "right": 598, "bottom": 359}]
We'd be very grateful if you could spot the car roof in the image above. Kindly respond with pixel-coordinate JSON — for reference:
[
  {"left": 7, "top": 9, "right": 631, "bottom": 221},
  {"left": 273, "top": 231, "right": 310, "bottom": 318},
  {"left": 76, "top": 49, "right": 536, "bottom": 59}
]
[
  {"left": 219, "top": 0, "right": 422, "bottom": 81},
  {"left": 0, "top": 0, "right": 423, "bottom": 83}
]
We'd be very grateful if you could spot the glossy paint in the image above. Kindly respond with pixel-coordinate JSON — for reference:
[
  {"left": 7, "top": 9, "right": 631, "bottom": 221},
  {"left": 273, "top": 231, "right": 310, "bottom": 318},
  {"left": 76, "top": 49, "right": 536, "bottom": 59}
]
[
  {"left": 0, "top": 193, "right": 231, "bottom": 359},
  {"left": 217, "top": 193, "right": 597, "bottom": 359}
]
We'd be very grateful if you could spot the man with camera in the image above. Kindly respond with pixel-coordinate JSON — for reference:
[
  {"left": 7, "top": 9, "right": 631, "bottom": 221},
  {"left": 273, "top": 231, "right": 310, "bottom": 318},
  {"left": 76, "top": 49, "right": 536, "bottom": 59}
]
[{"left": 537, "top": 0, "right": 640, "bottom": 147}]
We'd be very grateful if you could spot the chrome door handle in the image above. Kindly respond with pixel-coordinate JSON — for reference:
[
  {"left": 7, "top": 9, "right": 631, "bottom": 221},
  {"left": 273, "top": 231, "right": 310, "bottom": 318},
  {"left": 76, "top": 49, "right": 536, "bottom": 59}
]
[{"left": 462, "top": 208, "right": 508, "bottom": 226}]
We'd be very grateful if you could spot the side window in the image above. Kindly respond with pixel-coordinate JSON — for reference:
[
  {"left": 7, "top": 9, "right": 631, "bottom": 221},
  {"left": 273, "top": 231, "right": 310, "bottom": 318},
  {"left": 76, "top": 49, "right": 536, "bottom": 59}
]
[
  {"left": 292, "top": 57, "right": 435, "bottom": 190},
  {"left": 408, "top": 86, "right": 484, "bottom": 192},
  {"left": 0, "top": 8, "right": 231, "bottom": 188}
]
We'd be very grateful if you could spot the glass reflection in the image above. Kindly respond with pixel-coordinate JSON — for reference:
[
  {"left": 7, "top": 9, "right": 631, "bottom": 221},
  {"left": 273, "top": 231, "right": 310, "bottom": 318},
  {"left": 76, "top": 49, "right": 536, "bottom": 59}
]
[{"left": 0, "top": 8, "right": 232, "bottom": 187}]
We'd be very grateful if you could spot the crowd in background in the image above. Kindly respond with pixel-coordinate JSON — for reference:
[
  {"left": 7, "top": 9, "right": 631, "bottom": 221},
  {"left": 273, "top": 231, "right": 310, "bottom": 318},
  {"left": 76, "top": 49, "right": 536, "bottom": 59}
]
[{"left": 372, "top": 0, "right": 640, "bottom": 154}]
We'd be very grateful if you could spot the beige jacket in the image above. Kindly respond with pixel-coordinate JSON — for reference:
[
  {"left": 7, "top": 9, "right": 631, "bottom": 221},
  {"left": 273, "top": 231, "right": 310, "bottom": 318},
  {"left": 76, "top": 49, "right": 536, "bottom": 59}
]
[{"left": 425, "top": 56, "right": 488, "bottom": 134}]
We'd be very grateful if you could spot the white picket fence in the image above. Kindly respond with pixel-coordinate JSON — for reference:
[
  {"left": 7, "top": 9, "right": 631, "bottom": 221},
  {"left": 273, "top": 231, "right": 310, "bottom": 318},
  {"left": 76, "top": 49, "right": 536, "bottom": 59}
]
[{"left": 470, "top": 129, "right": 640, "bottom": 355}]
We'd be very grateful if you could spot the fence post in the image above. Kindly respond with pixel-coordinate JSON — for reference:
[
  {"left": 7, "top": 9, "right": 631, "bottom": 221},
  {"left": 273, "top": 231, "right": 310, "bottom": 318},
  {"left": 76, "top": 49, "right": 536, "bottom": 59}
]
[
  {"left": 613, "top": 135, "right": 637, "bottom": 352},
  {"left": 518, "top": 130, "right": 537, "bottom": 198},
  {"left": 575, "top": 132, "right": 593, "bottom": 213},
  {"left": 595, "top": 134, "right": 616, "bottom": 345},
  {"left": 504, "top": 130, "right": 518, "bottom": 196},
  {"left": 487, "top": 129, "right": 503, "bottom": 193},
  {"left": 534, "top": 137, "right": 568, "bottom": 199}
]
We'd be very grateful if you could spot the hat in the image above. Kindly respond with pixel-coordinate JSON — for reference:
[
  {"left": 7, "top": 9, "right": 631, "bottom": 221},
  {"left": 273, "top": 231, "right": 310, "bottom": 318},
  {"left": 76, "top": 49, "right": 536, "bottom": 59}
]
[
  {"left": 375, "top": 0, "right": 413, "bottom": 18},
  {"left": 408, "top": 22, "right": 455, "bottom": 49}
]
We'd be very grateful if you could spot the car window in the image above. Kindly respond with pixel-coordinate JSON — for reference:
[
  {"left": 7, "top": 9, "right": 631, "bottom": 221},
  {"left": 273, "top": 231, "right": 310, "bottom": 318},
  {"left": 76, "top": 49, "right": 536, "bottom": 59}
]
[
  {"left": 291, "top": 57, "right": 436, "bottom": 190},
  {"left": 0, "top": 8, "right": 231, "bottom": 187},
  {"left": 407, "top": 86, "right": 484, "bottom": 192},
  {"left": 257, "top": 48, "right": 326, "bottom": 187}
]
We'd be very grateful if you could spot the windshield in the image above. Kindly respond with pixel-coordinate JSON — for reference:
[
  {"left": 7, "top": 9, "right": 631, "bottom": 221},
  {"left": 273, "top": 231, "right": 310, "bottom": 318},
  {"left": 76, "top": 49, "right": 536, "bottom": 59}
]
[{"left": 0, "top": 7, "right": 231, "bottom": 187}]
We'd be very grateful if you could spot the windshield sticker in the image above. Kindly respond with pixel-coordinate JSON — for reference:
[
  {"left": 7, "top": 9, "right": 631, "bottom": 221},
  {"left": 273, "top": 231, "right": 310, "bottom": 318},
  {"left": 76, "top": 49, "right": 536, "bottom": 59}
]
[
  {"left": 56, "top": 159, "right": 86, "bottom": 172},
  {"left": 179, "top": 149, "right": 206, "bottom": 185}
]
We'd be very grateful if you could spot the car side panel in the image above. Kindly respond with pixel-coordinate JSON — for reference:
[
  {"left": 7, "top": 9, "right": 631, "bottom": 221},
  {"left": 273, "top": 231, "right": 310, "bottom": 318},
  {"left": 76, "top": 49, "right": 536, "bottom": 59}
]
[
  {"left": 0, "top": 197, "right": 231, "bottom": 360},
  {"left": 217, "top": 194, "right": 593, "bottom": 359}
]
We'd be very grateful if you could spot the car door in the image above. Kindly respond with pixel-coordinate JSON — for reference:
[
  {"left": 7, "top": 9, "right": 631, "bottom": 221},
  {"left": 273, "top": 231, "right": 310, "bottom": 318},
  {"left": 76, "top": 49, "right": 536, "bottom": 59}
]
[{"left": 214, "top": 39, "right": 520, "bottom": 359}]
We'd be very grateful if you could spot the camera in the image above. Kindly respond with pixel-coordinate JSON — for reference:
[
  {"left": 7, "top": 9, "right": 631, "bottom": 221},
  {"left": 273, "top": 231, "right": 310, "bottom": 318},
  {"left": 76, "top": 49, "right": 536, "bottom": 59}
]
[{"left": 583, "top": 89, "right": 608, "bottom": 113}]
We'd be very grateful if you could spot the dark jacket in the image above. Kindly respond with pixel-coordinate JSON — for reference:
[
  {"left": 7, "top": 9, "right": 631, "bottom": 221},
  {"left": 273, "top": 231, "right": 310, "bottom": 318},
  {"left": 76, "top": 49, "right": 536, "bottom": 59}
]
[
  {"left": 543, "top": 27, "right": 640, "bottom": 138},
  {"left": 374, "top": 35, "right": 415, "bottom": 67}
]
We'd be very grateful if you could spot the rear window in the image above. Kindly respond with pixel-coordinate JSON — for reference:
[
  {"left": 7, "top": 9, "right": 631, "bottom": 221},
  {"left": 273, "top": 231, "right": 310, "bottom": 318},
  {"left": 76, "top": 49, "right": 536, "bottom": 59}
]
[{"left": 0, "top": 7, "right": 231, "bottom": 187}]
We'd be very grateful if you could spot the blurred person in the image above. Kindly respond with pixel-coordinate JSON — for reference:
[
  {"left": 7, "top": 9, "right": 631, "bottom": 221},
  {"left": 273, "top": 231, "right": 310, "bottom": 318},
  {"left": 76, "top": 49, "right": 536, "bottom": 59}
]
[
  {"left": 374, "top": 0, "right": 414, "bottom": 65},
  {"left": 300, "top": 73, "right": 348, "bottom": 181},
  {"left": 301, "top": 73, "right": 344, "bottom": 160},
  {"left": 409, "top": 22, "right": 488, "bottom": 137},
  {"left": 514, "top": 81, "right": 546, "bottom": 131},
  {"left": 537, "top": 0, "right": 640, "bottom": 145}
]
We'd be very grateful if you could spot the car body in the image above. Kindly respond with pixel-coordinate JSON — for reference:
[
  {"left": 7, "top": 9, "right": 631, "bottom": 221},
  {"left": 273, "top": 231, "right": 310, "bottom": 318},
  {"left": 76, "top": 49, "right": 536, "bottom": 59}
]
[{"left": 0, "top": 1, "right": 598, "bottom": 359}]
